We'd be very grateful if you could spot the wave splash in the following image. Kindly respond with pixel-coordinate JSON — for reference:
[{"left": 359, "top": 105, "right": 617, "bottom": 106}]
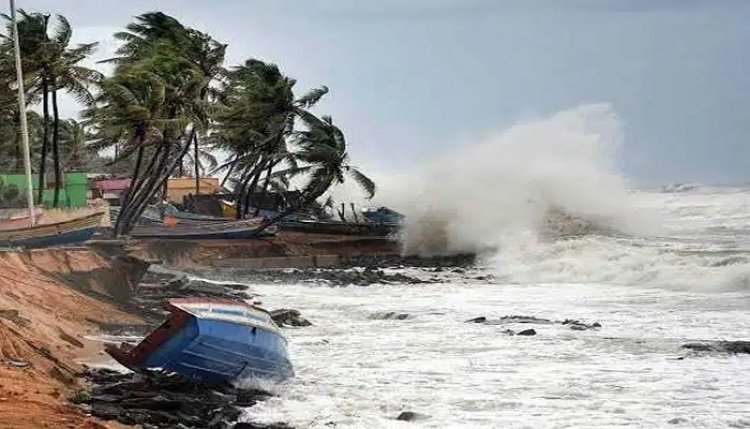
[
  {"left": 388, "top": 104, "right": 750, "bottom": 292},
  {"left": 400, "top": 103, "right": 653, "bottom": 256}
]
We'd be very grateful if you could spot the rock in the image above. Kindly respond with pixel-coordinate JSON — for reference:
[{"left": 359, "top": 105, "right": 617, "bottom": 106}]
[
  {"left": 501, "top": 315, "right": 553, "bottom": 324},
  {"left": 270, "top": 308, "right": 312, "bottom": 327},
  {"left": 517, "top": 329, "right": 537, "bottom": 336},
  {"left": 84, "top": 369, "right": 279, "bottom": 428},
  {"left": 396, "top": 411, "right": 428, "bottom": 421},
  {"left": 465, "top": 316, "right": 487, "bottom": 323},
  {"left": 562, "top": 319, "right": 601, "bottom": 330},
  {"left": 668, "top": 417, "right": 689, "bottom": 424},
  {"left": 681, "top": 341, "right": 750, "bottom": 354},
  {"left": 370, "top": 311, "right": 411, "bottom": 320}
]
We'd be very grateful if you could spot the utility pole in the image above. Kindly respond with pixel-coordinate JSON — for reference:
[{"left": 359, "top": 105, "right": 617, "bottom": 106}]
[{"left": 9, "top": 0, "right": 36, "bottom": 226}]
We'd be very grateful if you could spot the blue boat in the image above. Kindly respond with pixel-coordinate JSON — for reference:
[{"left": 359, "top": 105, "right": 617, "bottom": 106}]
[
  {"left": 0, "top": 211, "right": 104, "bottom": 248},
  {"left": 106, "top": 298, "right": 293, "bottom": 384}
]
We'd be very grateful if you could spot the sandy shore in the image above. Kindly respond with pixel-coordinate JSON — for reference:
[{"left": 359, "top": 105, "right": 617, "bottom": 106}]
[{"left": 0, "top": 248, "right": 143, "bottom": 428}]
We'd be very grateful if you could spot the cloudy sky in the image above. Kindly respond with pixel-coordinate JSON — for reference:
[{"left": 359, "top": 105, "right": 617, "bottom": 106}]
[{"left": 13, "top": 0, "right": 750, "bottom": 185}]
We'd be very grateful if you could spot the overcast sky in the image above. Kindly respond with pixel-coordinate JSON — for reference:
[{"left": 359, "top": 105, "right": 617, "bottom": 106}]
[{"left": 13, "top": 0, "right": 750, "bottom": 185}]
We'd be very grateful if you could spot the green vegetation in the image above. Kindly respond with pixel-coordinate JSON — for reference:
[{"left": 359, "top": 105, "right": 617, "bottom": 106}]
[{"left": 0, "top": 10, "right": 374, "bottom": 236}]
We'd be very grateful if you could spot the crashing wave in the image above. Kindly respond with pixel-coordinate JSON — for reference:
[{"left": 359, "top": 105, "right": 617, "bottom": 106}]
[{"left": 539, "top": 206, "right": 621, "bottom": 239}]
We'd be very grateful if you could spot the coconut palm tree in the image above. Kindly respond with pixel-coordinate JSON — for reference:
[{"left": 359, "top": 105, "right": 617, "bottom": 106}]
[
  {"left": 249, "top": 113, "right": 375, "bottom": 235},
  {"left": 212, "top": 59, "right": 328, "bottom": 217},
  {"left": 88, "top": 13, "right": 220, "bottom": 235},
  {"left": 1, "top": 11, "right": 100, "bottom": 206}
]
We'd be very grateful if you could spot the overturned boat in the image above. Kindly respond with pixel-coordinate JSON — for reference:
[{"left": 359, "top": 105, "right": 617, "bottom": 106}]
[{"left": 106, "top": 298, "right": 293, "bottom": 384}]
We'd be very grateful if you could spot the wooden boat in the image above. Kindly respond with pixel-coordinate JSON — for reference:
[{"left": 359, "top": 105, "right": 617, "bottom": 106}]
[
  {"left": 130, "top": 217, "right": 277, "bottom": 239},
  {"left": 0, "top": 207, "right": 43, "bottom": 231},
  {"left": 0, "top": 211, "right": 104, "bottom": 248},
  {"left": 105, "top": 298, "right": 293, "bottom": 384},
  {"left": 281, "top": 219, "right": 398, "bottom": 236}
]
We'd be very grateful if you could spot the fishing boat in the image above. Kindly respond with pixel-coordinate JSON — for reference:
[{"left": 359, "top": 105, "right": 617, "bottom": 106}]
[
  {"left": 130, "top": 217, "right": 277, "bottom": 239},
  {"left": 153, "top": 202, "right": 231, "bottom": 224},
  {"left": 105, "top": 298, "right": 293, "bottom": 384},
  {"left": 0, "top": 207, "right": 43, "bottom": 231},
  {"left": 281, "top": 218, "right": 398, "bottom": 236},
  {"left": 0, "top": 211, "right": 105, "bottom": 248}
]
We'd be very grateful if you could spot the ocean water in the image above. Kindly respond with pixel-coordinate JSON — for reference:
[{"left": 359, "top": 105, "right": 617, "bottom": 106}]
[{"left": 208, "top": 186, "right": 750, "bottom": 428}]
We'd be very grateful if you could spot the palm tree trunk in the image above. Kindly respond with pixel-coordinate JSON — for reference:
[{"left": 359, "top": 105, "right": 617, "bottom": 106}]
[
  {"left": 220, "top": 154, "right": 238, "bottom": 189},
  {"left": 194, "top": 133, "right": 200, "bottom": 194},
  {"left": 115, "top": 142, "right": 161, "bottom": 235},
  {"left": 243, "top": 158, "right": 268, "bottom": 217},
  {"left": 51, "top": 87, "right": 62, "bottom": 207},
  {"left": 233, "top": 167, "right": 254, "bottom": 220},
  {"left": 254, "top": 160, "right": 277, "bottom": 217},
  {"left": 37, "top": 78, "right": 49, "bottom": 204},
  {"left": 119, "top": 129, "right": 196, "bottom": 235}
]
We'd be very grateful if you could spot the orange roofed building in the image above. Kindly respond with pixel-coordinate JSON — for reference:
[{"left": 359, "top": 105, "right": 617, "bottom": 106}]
[{"left": 166, "top": 177, "right": 220, "bottom": 205}]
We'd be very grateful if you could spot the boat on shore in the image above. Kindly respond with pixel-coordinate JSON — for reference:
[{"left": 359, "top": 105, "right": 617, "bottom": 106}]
[
  {"left": 105, "top": 298, "right": 293, "bottom": 384},
  {"left": 129, "top": 217, "right": 277, "bottom": 239},
  {"left": 0, "top": 207, "right": 43, "bottom": 231},
  {"left": 0, "top": 211, "right": 105, "bottom": 248},
  {"left": 282, "top": 218, "right": 398, "bottom": 236}
]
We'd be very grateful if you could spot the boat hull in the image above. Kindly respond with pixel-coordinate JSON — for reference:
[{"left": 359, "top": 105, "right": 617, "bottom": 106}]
[
  {"left": 1, "top": 225, "right": 98, "bottom": 248},
  {"left": 106, "top": 298, "right": 292, "bottom": 385},
  {"left": 0, "top": 212, "right": 104, "bottom": 248},
  {"left": 130, "top": 218, "right": 277, "bottom": 239},
  {"left": 144, "top": 317, "right": 292, "bottom": 383}
]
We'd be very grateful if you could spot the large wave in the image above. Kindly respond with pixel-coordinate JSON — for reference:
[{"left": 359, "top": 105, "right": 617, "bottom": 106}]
[
  {"left": 336, "top": 104, "right": 750, "bottom": 292},
  {"left": 397, "top": 103, "right": 657, "bottom": 256}
]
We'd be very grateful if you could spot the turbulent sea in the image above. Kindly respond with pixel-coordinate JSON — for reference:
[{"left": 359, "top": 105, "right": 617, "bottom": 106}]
[{"left": 197, "top": 185, "right": 750, "bottom": 429}]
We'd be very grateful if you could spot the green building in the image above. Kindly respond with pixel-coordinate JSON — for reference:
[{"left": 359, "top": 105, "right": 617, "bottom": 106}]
[{"left": 0, "top": 172, "right": 88, "bottom": 208}]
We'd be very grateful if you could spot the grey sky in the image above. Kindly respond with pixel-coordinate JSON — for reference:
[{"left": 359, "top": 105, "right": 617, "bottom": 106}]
[{"left": 14, "top": 0, "right": 750, "bottom": 184}]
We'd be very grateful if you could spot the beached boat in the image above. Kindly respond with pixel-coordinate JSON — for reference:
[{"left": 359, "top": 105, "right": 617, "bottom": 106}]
[
  {"left": 105, "top": 298, "right": 293, "bottom": 384},
  {"left": 154, "top": 202, "right": 231, "bottom": 224},
  {"left": 282, "top": 218, "right": 398, "bottom": 236},
  {"left": 0, "top": 211, "right": 104, "bottom": 248},
  {"left": 0, "top": 207, "right": 43, "bottom": 231},
  {"left": 129, "top": 217, "right": 277, "bottom": 239}
]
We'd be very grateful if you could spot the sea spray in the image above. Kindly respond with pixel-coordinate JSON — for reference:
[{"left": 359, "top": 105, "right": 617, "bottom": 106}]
[{"left": 397, "top": 103, "right": 655, "bottom": 256}]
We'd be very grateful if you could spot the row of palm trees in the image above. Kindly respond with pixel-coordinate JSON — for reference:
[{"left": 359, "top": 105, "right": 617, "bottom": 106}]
[
  {"left": 0, "top": 10, "right": 374, "bottom": 236},
  {"left": 0, "top": 12, "right": 100, "bottom": 207}
]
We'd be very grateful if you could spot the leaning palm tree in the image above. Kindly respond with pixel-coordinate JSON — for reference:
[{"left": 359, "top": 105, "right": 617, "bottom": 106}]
[
  {"left": 88, "top": 13, "right": 217, "bottom": 236},
  {"left": 212, "top": 59, "right": 328, "bottom": 218},
  {"left": 249, "top": 113, "right": 375, "bottom": 235}
]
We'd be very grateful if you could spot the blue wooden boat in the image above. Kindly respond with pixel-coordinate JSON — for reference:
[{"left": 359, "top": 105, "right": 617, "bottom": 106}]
[
  {"left": 0, "top": 211, "right": 104, "bottom": 248},
  {"left": 106, "top": 298, "right": 293, "bottom": 384}
]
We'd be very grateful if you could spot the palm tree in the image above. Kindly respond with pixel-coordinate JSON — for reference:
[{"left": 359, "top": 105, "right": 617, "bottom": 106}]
[
  {"left": 249, "top": 114, "right": 375, "bottom": 235},
  {"left": 89, "top": 12, "right": 220, "bottom": 236},
  {"left": 46, "top": 17, "right": 101, "bottom": 205},
  {"left": 1, "top": 11, "right": 100, "bottom": 206},
  {"left": 212, "top": 59, "right": 328, "bottom": 217}
]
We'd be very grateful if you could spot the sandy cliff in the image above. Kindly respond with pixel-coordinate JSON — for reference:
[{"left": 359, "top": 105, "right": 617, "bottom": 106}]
[{"left": 0, "top": 248, "right": 143, "bottom": 429}]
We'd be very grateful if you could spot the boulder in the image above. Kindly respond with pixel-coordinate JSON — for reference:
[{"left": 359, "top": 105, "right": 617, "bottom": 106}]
[
  {"left": 396, "top": 411, "right": 429, "bottom": 421},
  {"left": 517, "top": 329, "right": 537, "bottom": 336},
  {"left": 270, "top": 309, "right": 312, "bottom": 327}
]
